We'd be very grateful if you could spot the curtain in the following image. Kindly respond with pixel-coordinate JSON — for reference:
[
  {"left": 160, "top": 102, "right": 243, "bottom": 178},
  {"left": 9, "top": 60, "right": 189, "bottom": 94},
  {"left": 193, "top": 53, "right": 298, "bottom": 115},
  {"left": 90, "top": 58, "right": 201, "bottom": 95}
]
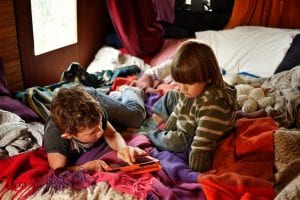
[
  {"left": 106, "top": 0, "right": 164, "bottom": 57},
  {"left": 152, "top": 0, "right": 176, "bottom": 23},
  {"left": 225, "top": 0, "right": 300, "bottom": 29}
]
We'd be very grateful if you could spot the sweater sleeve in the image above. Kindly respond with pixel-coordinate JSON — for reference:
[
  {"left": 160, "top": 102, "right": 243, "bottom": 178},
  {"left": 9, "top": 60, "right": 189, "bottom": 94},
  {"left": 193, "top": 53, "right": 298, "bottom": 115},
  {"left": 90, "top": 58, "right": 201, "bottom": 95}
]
[
  {"left": 144, "top": 59, "right": 172, "bottom": 81},
  {"left": 189, "top": 98, "right": 236, "bottom": 172}
]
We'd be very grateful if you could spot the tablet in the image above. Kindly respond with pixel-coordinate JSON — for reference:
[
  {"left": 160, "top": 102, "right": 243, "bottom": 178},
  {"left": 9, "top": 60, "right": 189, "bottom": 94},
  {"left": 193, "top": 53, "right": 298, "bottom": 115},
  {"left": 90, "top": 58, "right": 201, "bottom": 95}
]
[{"left": 102, "top": 156, "right": 161, "bottom": 174}]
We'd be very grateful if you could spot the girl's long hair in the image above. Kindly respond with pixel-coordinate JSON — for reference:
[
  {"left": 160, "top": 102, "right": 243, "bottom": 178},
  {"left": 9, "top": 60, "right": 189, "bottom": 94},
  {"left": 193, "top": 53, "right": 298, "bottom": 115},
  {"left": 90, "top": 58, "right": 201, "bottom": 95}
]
[{"left": 171, "top": 39, "right": 224, "bottom": 87}]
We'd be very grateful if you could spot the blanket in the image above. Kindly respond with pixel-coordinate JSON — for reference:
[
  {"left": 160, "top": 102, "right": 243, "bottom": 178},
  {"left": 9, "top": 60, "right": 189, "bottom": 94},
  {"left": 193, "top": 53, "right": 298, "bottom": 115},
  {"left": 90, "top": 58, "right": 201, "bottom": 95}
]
[
  {"left": 199, "top": 117, "right": 278, "bottom": 200},
  {"left": 14, "top": 63, "right": 141, "bottom": 122},
  {"left": 0, "top": 117, "right": 278, "bottom": 199},
  {"left": 0, "top": 109, "right": 44, "bottom": 158},
  {"left": 274, "top": 128, "right": 300, "bottom": 199},
  {"left": 0, "top": 148, "right": 49, "bottom": 199},
  {"left": 242, "top": 66, "right": 300, "bottom": 128}
]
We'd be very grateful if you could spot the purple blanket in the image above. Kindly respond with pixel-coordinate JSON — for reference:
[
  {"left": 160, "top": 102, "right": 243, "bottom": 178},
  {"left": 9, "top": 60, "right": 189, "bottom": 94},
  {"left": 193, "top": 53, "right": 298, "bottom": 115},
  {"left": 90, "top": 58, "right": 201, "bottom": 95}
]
[{"left": 73, "top": 134, "right": 204, "bottom": 199}]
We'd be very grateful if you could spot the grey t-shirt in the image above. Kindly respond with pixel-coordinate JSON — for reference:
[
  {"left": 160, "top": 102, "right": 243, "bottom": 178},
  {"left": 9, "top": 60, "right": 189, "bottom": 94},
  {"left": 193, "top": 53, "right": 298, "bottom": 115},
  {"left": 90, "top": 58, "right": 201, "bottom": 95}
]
[{"left": 43, "top": 109, "right": 108, "bottom": 164}]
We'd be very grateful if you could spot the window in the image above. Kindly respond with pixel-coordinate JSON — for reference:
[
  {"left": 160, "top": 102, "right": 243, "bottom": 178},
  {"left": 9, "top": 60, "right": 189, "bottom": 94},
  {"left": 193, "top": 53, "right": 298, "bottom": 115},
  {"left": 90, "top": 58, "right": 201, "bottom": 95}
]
[{"left": 31, "top": 0, "right": 77, "bottom": 55}]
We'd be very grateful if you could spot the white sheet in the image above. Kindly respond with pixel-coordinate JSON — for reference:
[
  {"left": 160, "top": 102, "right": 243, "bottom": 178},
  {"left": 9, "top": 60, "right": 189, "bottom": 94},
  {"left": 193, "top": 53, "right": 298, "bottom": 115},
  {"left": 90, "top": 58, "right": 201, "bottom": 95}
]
[{"left": 195, "top": 26, "right": 300, "bottom": 77}]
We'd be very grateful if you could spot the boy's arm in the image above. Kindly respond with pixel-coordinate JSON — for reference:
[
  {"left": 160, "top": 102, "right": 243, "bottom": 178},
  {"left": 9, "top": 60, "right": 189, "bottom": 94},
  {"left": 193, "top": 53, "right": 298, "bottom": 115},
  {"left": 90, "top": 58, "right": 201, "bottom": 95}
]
[
  {"left": 47, "top": 152, "right": 68, "bottom": 170},
  {"left": 103, "top": 121, "right": 127, "bottom": 150},
  {"left": 47, "top": 152, "right": 106, "bottom": 172},
  {"left": 103, "top": 121, "right": 146, "bottom": 164}
]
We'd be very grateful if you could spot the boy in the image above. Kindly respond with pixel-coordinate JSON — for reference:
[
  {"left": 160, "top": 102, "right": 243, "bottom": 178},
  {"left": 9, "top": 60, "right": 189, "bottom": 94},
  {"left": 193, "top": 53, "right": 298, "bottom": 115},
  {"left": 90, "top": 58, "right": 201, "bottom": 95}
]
[{"left": 43, "top": 85, "right": 146, "bottom": 172}]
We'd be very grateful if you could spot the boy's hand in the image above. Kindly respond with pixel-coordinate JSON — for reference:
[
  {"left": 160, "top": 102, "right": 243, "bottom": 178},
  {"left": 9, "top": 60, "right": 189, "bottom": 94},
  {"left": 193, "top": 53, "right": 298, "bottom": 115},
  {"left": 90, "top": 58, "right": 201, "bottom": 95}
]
[
  {"left": 117, "top": 146, "right": 146, "bottom": 165},
  {"left": 81, "top": 160, "right": 106, "bottom": 172}
]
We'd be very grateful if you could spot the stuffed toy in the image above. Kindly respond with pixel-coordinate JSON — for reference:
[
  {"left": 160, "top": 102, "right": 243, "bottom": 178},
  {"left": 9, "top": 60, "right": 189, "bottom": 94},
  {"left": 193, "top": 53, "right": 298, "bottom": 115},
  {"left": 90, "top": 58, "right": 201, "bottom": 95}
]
[{"left": 235, "top": 84, "right": 275, "bottom": 113}]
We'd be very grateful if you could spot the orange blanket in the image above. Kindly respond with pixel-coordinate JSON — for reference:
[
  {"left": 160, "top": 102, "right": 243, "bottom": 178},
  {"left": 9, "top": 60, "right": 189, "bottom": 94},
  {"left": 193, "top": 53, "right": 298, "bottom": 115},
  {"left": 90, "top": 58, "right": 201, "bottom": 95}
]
[{"left": 198, "top": 117, "right": 278, "bottom": 200}]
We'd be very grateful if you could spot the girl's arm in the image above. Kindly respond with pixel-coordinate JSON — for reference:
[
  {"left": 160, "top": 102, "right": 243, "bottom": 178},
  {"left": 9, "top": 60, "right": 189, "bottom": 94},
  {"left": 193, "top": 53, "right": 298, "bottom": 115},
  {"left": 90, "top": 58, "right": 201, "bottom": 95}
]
[
  {"left": 189, "top": 99, "right": 236, "bottom": 172},
  {"left": 144, "top": 59, "right": 172, "bottom": 81},
  {"left": 133, "top": 59, "right": 172, "bottom": 92},
  {"left": 103, "top": 121, "right": 146, "bottom": 164}
]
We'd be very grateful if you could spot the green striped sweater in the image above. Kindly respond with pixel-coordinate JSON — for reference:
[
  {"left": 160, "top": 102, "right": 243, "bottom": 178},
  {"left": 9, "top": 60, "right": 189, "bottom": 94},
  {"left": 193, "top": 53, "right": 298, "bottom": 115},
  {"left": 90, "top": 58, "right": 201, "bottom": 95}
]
[{"left": 165, "top": 84, "right": 237, "bottom": 172}]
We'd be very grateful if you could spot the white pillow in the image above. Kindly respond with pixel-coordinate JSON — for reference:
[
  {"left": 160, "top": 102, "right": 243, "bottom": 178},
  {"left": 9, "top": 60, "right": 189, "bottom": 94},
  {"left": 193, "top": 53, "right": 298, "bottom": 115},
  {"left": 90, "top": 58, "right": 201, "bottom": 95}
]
[
  {"left": 87, "top": 46, "right": 151, "bottom": 74},
  {"left": 195, "top": 26, "right": 300, "bottom": 77}
]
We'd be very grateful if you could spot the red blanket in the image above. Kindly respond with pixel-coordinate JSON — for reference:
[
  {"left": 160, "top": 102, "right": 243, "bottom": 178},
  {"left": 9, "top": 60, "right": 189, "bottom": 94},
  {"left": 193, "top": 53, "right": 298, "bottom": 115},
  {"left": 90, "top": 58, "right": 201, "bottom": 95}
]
[
  {"left": 0, "top": 148, "right": 49, "bottom": 199},
  {"left": 198, "top": 117, "right": 278, "bottom": 200}
]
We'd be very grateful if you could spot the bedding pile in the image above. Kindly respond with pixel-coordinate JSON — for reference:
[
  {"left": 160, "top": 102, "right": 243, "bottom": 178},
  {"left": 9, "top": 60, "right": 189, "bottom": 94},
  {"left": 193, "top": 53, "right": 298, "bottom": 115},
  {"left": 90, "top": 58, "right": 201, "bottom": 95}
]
[
  {"left": 1, "top": 25, "right": 300, "bottom": 199},
  {"left": 0, "top": 117, "right": 279, "bottom": 199}
]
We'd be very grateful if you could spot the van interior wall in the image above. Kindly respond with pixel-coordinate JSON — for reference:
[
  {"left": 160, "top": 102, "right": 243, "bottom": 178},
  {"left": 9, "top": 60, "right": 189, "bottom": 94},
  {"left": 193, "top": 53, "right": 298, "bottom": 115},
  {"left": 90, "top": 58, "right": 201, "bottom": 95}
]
[
  {"left": 11, "top": 0, "right": 235, "bottom": 89},
  {"left": 14, "top": 0, "right": 112, "bottom": 88},
  {"left": 0, "top": 0, "right": 24, "bottom": 92}
]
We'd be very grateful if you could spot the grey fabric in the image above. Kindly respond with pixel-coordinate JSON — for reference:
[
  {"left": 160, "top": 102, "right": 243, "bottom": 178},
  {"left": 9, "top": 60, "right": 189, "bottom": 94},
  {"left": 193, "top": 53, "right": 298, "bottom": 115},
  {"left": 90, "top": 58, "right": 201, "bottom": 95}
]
[{"left": 0, "top": 109, "right": 44, "bottom": 158}]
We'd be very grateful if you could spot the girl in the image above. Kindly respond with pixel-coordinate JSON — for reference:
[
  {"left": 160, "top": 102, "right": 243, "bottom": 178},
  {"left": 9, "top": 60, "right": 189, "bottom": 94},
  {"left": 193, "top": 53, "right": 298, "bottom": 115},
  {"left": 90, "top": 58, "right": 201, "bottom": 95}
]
[{"left": 146, "top": 39, "right": 238, "bottom": 172}]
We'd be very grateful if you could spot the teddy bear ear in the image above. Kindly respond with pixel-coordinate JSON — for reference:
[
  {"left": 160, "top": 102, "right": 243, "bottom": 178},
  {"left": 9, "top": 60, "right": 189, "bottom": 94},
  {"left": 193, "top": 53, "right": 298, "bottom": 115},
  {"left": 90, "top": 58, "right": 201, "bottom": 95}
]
[
  {"left": 249, "top": 88, "right": 265, "bottom": 101},
  {"left": 258, "top": 97, "right": 275, "bottom": 108},
  {"left": 237, "top": 94, "right": 248, "bottom": 109},
  {"left": 235, "top": 84, "right": 254, "bottom": 96},
  {"left": 242, "top": 99, "right": 258, "bottom": 113}
]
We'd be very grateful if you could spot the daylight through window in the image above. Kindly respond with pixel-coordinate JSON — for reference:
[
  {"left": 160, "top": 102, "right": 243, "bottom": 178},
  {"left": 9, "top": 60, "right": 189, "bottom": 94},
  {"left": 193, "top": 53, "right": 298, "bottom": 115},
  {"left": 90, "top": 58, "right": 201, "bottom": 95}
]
[{"left": 31, "top": 0, "right": 77, "bottom": 55}]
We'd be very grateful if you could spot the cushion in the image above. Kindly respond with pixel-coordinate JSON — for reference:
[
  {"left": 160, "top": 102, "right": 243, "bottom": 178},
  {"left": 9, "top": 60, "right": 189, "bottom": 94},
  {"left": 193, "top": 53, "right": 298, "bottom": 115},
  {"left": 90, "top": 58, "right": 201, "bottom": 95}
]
[
  {"left": 274, "top": 34, "right": 300, "bottom": 74},
  {"left": 0, "top": 57, "right": 40, "bottom": 122},
  {"left": 0, "top": 96, "right": 40, "bottom": 122}
]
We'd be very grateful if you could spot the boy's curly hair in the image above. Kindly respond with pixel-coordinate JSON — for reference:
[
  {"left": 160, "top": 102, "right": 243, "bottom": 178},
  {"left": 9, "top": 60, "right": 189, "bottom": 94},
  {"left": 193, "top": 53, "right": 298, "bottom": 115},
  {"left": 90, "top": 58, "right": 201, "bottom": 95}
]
[{"left": 51, "top": 85, "right": 103, "bottom": 134}]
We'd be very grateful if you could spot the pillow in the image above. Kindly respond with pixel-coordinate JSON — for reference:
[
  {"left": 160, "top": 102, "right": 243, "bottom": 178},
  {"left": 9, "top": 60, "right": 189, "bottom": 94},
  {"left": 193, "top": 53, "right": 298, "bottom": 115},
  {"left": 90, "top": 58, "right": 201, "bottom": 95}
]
[
  {"left": 0, "top": 57, "right": 11, "bottom": 96},
  {"left": 195, "top": 26, "right": 300, "bottom": 77},
  {"left": 274, "top": 34, "right": 300, "bottom": 74},
  {"left": 0, "top": 58, "right": 40, "bottom": 122},
  {"left": 86, "top": 46, "right": 151, "bottom": 73},
  {"left": 0, "top": 96, "right": 41, "bottom": 122}
]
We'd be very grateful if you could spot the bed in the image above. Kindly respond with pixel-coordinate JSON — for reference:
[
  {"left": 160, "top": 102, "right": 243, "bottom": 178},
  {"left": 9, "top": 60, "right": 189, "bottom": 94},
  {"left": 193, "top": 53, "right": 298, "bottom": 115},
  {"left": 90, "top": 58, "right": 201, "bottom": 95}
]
[
  {"left": 5, "top": 0, "right": 300, "bottom": 197},
  {"left": 1, "top": 20, "right": 300, "bottom": 200}
]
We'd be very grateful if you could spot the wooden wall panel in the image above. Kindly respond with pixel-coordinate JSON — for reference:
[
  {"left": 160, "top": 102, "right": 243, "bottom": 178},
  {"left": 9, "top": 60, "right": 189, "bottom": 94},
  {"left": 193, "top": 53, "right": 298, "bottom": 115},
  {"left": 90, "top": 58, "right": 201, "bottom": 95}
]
[
  {"left": 14, "top": 0, "right": 111, "bottom": 88},
  {"left": 0, "top": 0, "right": 24, "bottom": 91}
]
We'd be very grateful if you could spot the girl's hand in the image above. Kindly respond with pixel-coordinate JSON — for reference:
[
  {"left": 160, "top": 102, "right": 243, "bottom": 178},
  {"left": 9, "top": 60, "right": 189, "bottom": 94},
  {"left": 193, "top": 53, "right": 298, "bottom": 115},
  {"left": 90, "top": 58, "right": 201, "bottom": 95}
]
[
  {"left": 131, "top": 74, "right": 154, "bottom": 90},
  {"left": 117, "top": 146, "right": 146, "bottom": 165}
]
